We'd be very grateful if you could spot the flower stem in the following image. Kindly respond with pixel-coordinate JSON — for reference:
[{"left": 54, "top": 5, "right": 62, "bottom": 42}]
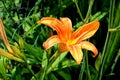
[
  {"left": 108, "top": 29, "right": 120, "bottom": 32},
  {"left": 97, "top": 32, "right": 110, "bottom": 80},
  {"left": 74, "top": 0, "right": 85, "bottom": 23},
  {"left": 78, "top": 56, "right": 85, "bottom": 80},
  {"left": 85, "top": 51, "right": 91, "bottom": 80},
  {"left": 49, "top": 51, "right": 60, "bottom": 62},
  {"left": 110, "top": 49, "right": 120, "bottom": 73},
  {"left": 108, "top": 26, "right": 120, "bottom": 32},
  {"left": 84, "top": 0, "right": 94, "bottom": 23},
  {"left": 98, "top": 0, "right": 115, "bottom": 80}
]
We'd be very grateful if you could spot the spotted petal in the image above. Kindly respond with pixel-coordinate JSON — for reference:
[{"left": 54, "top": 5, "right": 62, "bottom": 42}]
[
  {"left": 72, "top": 21, "right": 100, "bottom": 43},
  {"left": 69, "top": 44, "right": 83, "bottom": 64},
  {"left": 43, "top": 35, "right": 61, "bottom": 50},
  {"left": 81, "top": 41, "right": 98, "bottom": 57}
]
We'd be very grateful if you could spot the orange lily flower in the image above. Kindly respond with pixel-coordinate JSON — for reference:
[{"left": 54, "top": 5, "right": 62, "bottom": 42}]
[{"left": 37, "top": 17, "right": 100, "bottom": 64}]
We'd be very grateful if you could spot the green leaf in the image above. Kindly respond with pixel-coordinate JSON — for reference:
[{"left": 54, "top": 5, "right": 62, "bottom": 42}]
[
  {"left": 42, "top": 51, "right": 48, "bottom": 68},
  {"left": 46, "top": 52, "right": 68, "bottom": 74},
  {"left": 24, "top": 43, "right": 43, "bottom": 64},
  {"left": 95, "top": 53, "right": 102, "bottom": 71},
  {"left": 90, "top": 12, "right": 107, "bottom": 21},
  {"left": 89, "top": 65, "right": 98, "bottom": 79},
  {"left": 47, "top": 73, "right": 58, "bottom": 80},
  {"left": 53, "top": 59, "right": 77, "bottom": 71},
  {"left": 0, "top": 57, "right": 6, "bottom": 79},
  {"left": 57, "top": 70, "right": 71, "bottom": 80}
]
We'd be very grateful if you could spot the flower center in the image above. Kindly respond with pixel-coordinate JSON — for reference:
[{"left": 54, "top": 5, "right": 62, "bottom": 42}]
[{"left": 67, "top": 39, "right": 77, "bottom": 45}]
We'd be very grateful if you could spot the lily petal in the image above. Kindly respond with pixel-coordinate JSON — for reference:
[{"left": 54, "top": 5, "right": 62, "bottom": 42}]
[
  {"left": 0, "top": 19, "right": 14, "bottom": 54},
  {"left": 60, "top": 18, "right": 72, "bottom": 40},
  {"left": 69, "top": 44, "right": 83, "bottom": 64},
  {"left": 81, "top": 41, "right": 98, "bottom": 57},
  {"left": 72, "top": 21, "right": 100, "bottom": 43},
  {"left": 37, "top": 17, "right": 63, "bottom": 36},
  {"left": 59, "top": 43, "right": 68, "bottom": 53},
  {"left": 43, "top": 35, "right": 61, "bottom": 50}
]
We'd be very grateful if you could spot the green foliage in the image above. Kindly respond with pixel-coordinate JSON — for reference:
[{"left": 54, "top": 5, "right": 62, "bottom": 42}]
[
  {"left": 0, "top": 58, "right": 6, "bottom": 79},
  {"left": 0, "top": 0, "right": 120, "bottom": 80}
]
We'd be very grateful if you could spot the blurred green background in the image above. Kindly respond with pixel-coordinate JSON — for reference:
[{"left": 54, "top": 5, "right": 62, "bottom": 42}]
[{"left": 0, "top": 0, "right": 120, "bottom": 80}]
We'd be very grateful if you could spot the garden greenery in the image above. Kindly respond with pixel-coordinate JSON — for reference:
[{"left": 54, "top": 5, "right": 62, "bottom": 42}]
[{"left": 0, "top": 0, "right": 120, "bottom": 80}]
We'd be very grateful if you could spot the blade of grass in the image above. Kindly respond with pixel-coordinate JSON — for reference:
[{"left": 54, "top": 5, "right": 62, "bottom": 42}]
[
  {"left": 84, "top": 0, "right": 94, "bottom": 23},
  {"left": 46, "top": 51, "right": 68, "bottom": 74},
  {"left": 97, "top": 0, "right": 117, "bottom": 80},
  {"left": 110, "top": 49, "right": 120, "bottom": 73},
  {"left": 85, "top": 52, "right": 91, "bottom": 80}
]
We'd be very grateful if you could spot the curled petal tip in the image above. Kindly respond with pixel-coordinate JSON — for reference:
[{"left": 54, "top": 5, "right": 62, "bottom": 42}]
[
  {"left": 93, "top": 50, "right": 98, "bottom": 57},
  {"left": 43, "top": 42, "right": 48, "bottom": 50},
  {"left": 81, "top": 41, "right": 98, "bottom": 57}
]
